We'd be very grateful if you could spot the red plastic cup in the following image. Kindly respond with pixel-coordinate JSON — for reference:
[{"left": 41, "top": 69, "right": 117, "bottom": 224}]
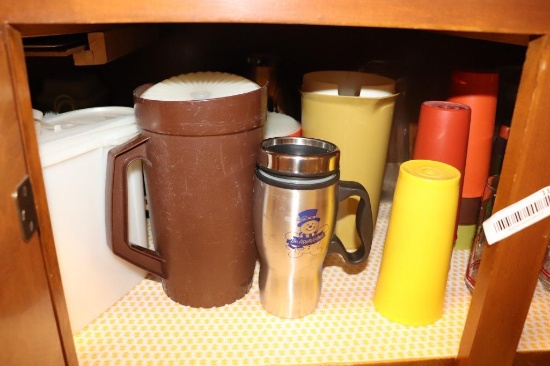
[
  {"left": 448, "top": 70, "right": 499, "bottom": 199},
  {"left": 448, "top": 70, "right": 498, "bottom": 248},
  {"left": 413, "top": 101, "right": 471, "bottom": 241},
  {"left": 413, "top": 101, "right": 471, "bottom": 176}
]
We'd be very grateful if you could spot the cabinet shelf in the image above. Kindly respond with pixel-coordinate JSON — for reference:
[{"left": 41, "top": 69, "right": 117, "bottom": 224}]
[
  {"left": 23, "top": 26, "right": 159, "bottom": 65},
  {"left": 3, "top": 2, "right": 550, "bottom": 364},
  {"left": 73, "top": 202, "right": 550, "bottom": 365}
]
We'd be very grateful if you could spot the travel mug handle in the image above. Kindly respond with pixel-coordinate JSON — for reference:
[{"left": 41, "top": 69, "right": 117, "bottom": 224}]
[
  {"left": 106, "top": 134, "right": 165, "bottom": 277},
  {"left": 328, "top": 180, "right": 374, "bottom": 265}
]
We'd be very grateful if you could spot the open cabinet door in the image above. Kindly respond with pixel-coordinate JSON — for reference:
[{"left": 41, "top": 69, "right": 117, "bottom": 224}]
[{"left": 0, "top": 25, "right": 78, "bottom": 365}]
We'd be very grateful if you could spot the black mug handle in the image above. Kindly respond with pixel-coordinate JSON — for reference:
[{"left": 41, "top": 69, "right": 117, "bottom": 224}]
[{"left": 328, "top": 180, "right": 374, "bottom": 265}]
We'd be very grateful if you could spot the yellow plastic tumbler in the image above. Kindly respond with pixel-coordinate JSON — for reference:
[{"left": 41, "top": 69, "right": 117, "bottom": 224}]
[{"left": 373, "top": 159, "right": 460, "bottom": 326}]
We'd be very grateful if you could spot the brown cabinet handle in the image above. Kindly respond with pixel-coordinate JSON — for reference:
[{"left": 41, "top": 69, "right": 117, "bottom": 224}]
[{"left": 106, "top": 134, "right": 165, "bottom": 277}]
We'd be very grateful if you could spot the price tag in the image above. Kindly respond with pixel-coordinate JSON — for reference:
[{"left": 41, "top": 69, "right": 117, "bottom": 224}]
[{"left": 483, "top": 186, "right": 550, "bottom": 245}]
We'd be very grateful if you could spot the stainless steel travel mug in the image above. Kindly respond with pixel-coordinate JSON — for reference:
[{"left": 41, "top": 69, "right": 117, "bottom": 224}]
[{"left": 253, "top": 137, "right": 373, "bottom": 318}]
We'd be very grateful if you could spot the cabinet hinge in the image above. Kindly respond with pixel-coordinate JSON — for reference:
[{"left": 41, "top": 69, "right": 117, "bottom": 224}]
[{"left": 12, "top": 176, "right": 38, "bottom": 241}]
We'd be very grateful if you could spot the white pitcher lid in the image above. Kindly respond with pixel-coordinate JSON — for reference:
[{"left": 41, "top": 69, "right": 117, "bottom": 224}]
[{"left": 140, "top": 72, "right": 260, "bottom": 101}]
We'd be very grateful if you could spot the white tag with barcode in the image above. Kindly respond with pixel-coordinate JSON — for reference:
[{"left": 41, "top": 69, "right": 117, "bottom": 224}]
[{"left": 483, "top": 186, "right": 550, "bottom": 245}]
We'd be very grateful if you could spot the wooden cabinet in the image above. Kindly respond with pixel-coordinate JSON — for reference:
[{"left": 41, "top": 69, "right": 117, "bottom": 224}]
[
  {"left": 0, "top": 26, "right": 78, "bottom": 365},
  {"left": 1, "top": 1, "right": 549, "bottom": 365}
]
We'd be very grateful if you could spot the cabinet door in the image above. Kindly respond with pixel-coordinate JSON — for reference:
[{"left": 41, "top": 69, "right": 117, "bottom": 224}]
[
  {"left": 458, "top": 34, "right": 550, "bottom": 365},
  {"left": 0, "top": 25, "right": 77, "bottom": 365}
]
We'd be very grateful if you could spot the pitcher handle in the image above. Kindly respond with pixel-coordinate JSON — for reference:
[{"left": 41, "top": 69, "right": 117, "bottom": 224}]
[
  {"left": 106, "top": 134, "right": 165, "bottom": 277},
  {"left": 328, "top": 180, "right": 374, "bottom": 265}
]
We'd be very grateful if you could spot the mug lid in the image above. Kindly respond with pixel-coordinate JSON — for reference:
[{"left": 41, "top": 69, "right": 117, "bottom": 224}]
[{"left": 257, "top": 137, "right": 340, "bottom": 177}]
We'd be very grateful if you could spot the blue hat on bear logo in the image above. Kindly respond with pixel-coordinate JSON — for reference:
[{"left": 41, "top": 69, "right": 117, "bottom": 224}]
[{"left": 297, "top": 209, "right": 320, "bottom": 226}]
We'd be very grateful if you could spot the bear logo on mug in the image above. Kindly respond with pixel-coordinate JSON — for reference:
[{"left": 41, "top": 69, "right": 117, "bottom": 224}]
[{"left": 285, "top": 209, "right": 329, "bottom": 257}]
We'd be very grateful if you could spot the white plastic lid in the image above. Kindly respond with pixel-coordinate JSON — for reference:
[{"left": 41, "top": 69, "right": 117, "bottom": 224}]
[
  {"left": 264, "top": 112, "right": 301, "bottom": 138},
  {"left": 38, "top": 106, "right": 134, "bottom": 140},
  {"left": 310, "top": 88, "right": 394, "bottom": 98},
  {"left": 302, "top": 71, "right": 396, "bottom": 96},
  {"left": 38, "top": 107, "right": 138, "bottom": 167},
  {"left": 32, "top": 109, "right": 44, "bottom": 121},
  {"left": 140, "top": 72, "right": 260, "bottom": 101}
]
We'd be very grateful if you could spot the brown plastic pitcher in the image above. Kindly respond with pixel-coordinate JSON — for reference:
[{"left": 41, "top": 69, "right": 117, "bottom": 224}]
[{"left": 106, "top": 81, "right": 266, "bottom": 308}]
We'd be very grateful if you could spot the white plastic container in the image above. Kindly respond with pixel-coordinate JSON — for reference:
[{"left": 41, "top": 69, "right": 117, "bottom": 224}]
[{"left": 38, "top": 107, "right": 148, "bottom": 334}]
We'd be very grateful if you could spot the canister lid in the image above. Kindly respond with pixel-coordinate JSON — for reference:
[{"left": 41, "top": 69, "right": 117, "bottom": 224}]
[
  {"left": 38, "top": 106, "right": 134, "bottom": 140},
  {"left": 264, "top": 112, "right": 302, "bottom": 138},
  {"left": 302, "top": 70, "right": 396, "bottom": 96},
  {"left": 37, "top": 107, "right": 138, "bottom": 167},
  {"left": 257, "top": 137, "right": 339, "bottom": 177}
]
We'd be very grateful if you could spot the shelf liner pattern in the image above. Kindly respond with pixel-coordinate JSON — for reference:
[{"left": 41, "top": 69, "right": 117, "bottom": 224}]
[{"left": 74, "top": 202, "right": 550, "bottom": 365}]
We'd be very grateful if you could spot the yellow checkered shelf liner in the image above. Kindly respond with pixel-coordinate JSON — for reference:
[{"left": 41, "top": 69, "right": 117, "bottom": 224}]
[{"left": 74, "top": 202, "right": 550, "bottom": 365}]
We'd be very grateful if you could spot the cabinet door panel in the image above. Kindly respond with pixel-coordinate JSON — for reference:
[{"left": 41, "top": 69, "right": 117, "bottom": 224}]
[
  {"left": 459, "top": 34, "right": 550, "bottom": 365},
  {"left": 0, "top": 26, "right": 74, "bottom": 366}
]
